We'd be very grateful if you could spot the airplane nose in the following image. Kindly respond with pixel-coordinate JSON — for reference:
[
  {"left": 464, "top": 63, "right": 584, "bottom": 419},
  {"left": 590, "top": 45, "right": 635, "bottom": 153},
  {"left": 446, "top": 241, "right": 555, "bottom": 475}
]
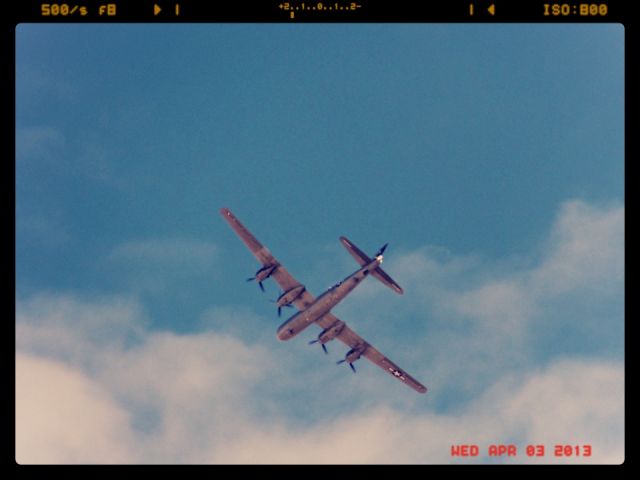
[{"left": 276, "top": 327, "right": 295, "bottom": 341}]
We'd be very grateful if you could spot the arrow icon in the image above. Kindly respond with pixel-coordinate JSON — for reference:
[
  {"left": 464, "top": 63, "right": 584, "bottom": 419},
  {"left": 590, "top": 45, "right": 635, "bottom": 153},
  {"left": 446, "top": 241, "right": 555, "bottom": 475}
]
[
  {"left": 488, "top": 4, "right": 495, "bottom": 15},
  {"left": 154, "top": 4, "right": 162, "bottom": 15}
]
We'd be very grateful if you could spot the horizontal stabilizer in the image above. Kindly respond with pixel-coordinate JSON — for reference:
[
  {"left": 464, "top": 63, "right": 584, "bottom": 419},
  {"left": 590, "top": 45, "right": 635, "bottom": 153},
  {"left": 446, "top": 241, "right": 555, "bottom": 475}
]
[{"left": 339, "top": 236, "right": 404, "bottom": 295}]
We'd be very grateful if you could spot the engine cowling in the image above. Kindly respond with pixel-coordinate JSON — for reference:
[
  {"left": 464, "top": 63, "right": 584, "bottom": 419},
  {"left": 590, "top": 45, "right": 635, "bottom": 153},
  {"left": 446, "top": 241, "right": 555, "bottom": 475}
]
[
  {"left": 337, "top": 343, "right": 367, "bottom": 372},
  {"left": 309, "top": 319, "right": 345, "bottom": 353},
  {"left": 255, "top": 264, "right": 278, "bottom": 282},
  {"left": 247, "top": 264, "right": 278, "bottom": 292},
  {"left": 317, "top": 320, "right": 346, "bottom": 343},
  {"left": 276, "top": 285, "right": 306, "bottom": 307},
  {"left": 344, "top": 346, "right": 365, "bottom": 364}
]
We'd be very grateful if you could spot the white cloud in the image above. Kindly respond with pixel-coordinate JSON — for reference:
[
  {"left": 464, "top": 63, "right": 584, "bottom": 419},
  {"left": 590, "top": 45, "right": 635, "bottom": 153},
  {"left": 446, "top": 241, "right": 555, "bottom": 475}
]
[
  {"left": 15, "top": 292, "right": 623, "bottom": 464},
  {"left": 16, "top": 294, "right": 276, "bottom": 463},
  {"left": 489, "top": 358, "right": 625, "bottom": 463},
  {"left": 16, "top": 293, "right": 146, "bottom": 369},
  {"left": 531, "top": 199, "right": 624, "bottom": 297},
  {"left": 14, "top": 199, "right": 624, "bottom": 464},
  {"left": 15, "top": 332, "right": 623, "bottom": 463},
  {"left": 455, "top": 279, "right": 535, "bottom": 332},
  {"left": 98, "top": 331, "right": 274, "bottom": 463},
  {"left": 16, "top": 353, "right": 136, "bottom": 464},
  {"left": 256, "top": 358, "right": 623, "bottom": 465}
]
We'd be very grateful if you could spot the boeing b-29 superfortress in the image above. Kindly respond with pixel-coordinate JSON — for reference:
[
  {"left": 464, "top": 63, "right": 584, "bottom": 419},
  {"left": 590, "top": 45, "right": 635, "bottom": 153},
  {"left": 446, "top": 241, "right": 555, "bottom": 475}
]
[{"left": 220, "top": 208, "right": 427, "bottom": 394}]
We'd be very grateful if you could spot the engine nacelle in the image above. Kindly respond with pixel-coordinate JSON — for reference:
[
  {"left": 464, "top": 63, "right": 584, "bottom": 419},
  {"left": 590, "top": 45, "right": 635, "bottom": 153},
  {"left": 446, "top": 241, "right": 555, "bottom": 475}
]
[
  {"left": 337, "top": 343, "right": 367, "bottom": 372},
  {"left": 248, "top": 264, "right": 279, "bottom": 292},
  {"left": 276, "top": 285, "right": 306, "bottom": 307},
  {"left": 255, "top": 264, "right": 278, "bottom": 282},
  {"left": 344, "top": 346, "right": 365, "bottom": 364},
  {"left": 317, "top": 319, "right": 346, "bottom": 344}
]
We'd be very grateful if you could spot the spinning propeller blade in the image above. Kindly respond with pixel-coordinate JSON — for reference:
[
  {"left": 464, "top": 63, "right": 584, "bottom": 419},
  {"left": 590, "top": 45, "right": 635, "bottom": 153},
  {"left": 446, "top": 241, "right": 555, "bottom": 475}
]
[{"left": 309, "top": 339, "right": 329, "bottom": 354}]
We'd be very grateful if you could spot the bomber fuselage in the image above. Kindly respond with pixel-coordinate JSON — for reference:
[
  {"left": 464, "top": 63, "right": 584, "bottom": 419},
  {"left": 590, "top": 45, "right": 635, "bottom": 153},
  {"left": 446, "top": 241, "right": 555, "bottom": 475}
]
[{"left": 276, "top": 255, "right": 383, "bottom": 341}]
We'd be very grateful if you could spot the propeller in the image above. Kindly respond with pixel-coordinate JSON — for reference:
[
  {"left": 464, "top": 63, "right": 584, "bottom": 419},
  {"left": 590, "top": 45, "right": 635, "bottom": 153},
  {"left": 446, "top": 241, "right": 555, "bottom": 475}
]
[
  {"left": 246, "top": 277, "right": 265, "bottom": 292},
  {"left": 270, "top": 299, "right": 293, "bottom": 317},
  {"left": 336, "top": 359, "right": 357, "bottom": 373},
  {"left": 375, "top": 243, "right": 389, "bottom": 257},
  {"left": 309, "top": 339, "right": 328, "bottom": 354}
]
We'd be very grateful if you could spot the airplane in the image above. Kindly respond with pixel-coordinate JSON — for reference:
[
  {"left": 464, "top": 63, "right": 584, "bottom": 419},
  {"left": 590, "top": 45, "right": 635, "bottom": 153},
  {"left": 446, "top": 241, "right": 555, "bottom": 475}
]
[{"left": 220, "top": 208, "right": 427, "bottom": 394}]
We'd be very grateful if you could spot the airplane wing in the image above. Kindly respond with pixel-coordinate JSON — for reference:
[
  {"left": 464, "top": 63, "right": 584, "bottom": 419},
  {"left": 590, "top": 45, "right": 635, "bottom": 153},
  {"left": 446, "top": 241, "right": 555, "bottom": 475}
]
[
  {"left": 316, "top": 313, "right": 427, "bottom": 394},
  {"left": 220, "top": 208, "right": 316, "bottom": 310}
]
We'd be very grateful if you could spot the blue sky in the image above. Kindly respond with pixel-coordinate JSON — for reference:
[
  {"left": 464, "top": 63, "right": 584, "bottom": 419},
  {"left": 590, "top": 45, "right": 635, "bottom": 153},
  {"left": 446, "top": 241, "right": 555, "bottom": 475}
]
[{"left": 16, "top": 24, "right": 624, "bottom": 463}]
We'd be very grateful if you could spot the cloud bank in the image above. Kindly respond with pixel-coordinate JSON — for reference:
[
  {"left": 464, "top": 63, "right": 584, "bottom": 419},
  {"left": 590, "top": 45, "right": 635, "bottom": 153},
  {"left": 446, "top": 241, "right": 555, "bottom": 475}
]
[{"left": 15, "top": 199, "right": 624, "bottom": 463}]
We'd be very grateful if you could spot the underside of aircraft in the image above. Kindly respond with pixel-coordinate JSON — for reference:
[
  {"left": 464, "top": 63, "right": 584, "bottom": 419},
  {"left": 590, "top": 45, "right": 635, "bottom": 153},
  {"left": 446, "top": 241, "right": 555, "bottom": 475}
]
[{"left": 220, "top": 207, "right": 427, "bottom": 394}]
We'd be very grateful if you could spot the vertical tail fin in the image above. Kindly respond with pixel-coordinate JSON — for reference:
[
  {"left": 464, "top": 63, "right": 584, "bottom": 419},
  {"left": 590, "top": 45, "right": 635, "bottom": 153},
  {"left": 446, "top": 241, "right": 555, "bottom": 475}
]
[{"left": 339, "top": 236, "right": 404, "bottom": 295}]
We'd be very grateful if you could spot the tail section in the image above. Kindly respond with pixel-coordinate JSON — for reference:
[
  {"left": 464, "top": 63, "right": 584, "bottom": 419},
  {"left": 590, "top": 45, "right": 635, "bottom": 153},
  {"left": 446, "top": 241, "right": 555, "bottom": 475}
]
[{"left": 340, "top": 236, "right": 404, "bottom": 295}]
